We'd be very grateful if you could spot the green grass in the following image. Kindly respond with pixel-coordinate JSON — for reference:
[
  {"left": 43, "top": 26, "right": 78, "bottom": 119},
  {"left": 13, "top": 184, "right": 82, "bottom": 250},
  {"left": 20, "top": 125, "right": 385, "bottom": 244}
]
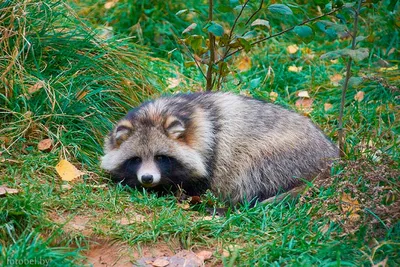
[{"left": 1, "top": 0, "right": 399, "bottom": 266}]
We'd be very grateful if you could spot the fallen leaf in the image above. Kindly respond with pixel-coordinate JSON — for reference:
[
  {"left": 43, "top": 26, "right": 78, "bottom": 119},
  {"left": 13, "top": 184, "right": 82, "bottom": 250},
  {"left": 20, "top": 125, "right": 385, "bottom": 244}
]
[
  {"left": 28, "top": 81, "right": 44, "bottom": 94},
  {"left": 61, "top": 184, "right": 72, "bottom": 190},
  {"left": 354, "top": 91, "right": 365, "bottom": 102},
  {"left": 189, "top": 196, "right": 202, "bottom": 204},
  {"left": 178, "top": 203, "right": 190, "bottom": 210},
  {"left": 288, "top": 65, "right": 302, "bottom": 72},
  {"left": 286, "top": 44, "right": 299, "bottom": 54},
  {"left": 182, "top": 23, "right": 197, "bottom": 34},
  {"left": 324, "top": 103, "right": 333, "bottom": 111},
  {"left": 166, "top": 78, "right": 181, "bottom": 89},
  {"left": 330, "top": 74, "right": 343, "bottom": 86},
  {"left": 152, "top": 258, "right": 169, "bottom": 267},
  {"left": 55, "top": 159, "right": 84, "bottom": 181},
  {"left": 76, "top": 90, "right": 88, "bottom": 100},
  {"left": 297, "top": 90, "right": 310, "bottom": 98},
  {"left": 196, "top": 250, "right": 213, "bottom": 261},
  {"left": 37, "top": 138, "right": 53, "bottom": 152},
  {"left": 269, "top": 91, "right": 278, "bottom": 102},
  {"left": 0, "top": 185, "right": 19, "bottom": 196},
  {"left": 104, "top": 0, "right": 117, "bottom": 9},
  {"left": 341, "top": 192, "right": 361, "bottom": 223},
  {"left": 236, "top": 55, "right": 251, "bottom": 72},
  {"left": 295, "top": 98, "right": 313, "bottom": 115}
]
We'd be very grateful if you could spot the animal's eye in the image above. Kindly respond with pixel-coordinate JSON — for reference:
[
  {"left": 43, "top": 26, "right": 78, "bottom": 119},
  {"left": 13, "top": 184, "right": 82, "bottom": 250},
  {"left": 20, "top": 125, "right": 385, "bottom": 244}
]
[
  {"left": 155, "top": 155, "right": 168, "bottom": 161},
  {"left": 130, "top": 157, "right": 142, "bottom": 163}
]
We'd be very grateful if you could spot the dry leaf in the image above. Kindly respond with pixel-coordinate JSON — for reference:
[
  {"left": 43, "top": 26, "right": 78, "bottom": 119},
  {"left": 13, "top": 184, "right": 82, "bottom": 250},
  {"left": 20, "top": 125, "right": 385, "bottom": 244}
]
[
  {"left": 152, "top": 258, "right": 169, "bottom": 267},
  {"left": 295, "top": 98, "right": 313, "bottom": 115},
  {"left": 28, "top": 81, "right": 44, "bottom": 94},
  {"left": 288, "top": 65, "right": 302, "bottom": 72},
  {"left": 61, "top": 184, "right": 72, "bottom": 191},
  {"left": 38, "top": 138, "right": 53, "bottom": 152},
  {"left": 104, "top": 0, "right": 118, "bottom": 9},
  {"left": 182, "top": 23, "right": 197, "bottom": 34},
  {"left": 196, "top": 250, "right": 213, "bottom": 261},
  {"left": 354, "top": 91, "right": 365, "bottom": 102},
  {"left": 167, "top": 78, "right": 181, "bottom": 89},
  {"left": 269, "top": 91, "right": 278, "bottom": 102},
  {"left": 236, "top": 56, "right": 251, "bottom": 72},
  {"left": 297, "top": 90, "right": 310, "bottom": 98},
  {"left": 287, "top": 45, "right": 299, "bottom": 54},
  {"left": 76, "top": 90, "right": 88, "bottom": 100},
  {"left": 0, "top": 185, "right": 19, "bottom": 196},
  {"left": 330, "top": 74, "right": 343, "bottom": 86},
  {"left": 55, "top": 159, "right": 84, "bottom": 181},
  {"left": 178, "top": 203, "right": 190, "bottom": 210},
  {"left": 324, "top": 103, "right": 333, "bottom": 111},
  {"left": 341, "top": 192, "right": 361, "bottom": 223}
]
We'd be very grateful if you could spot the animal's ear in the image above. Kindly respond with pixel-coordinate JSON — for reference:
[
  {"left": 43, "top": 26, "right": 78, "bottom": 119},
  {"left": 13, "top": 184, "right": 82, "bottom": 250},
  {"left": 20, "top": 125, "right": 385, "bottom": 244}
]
[
  {"left": 164, "top": 116, "right": 185, "bottom": 139},
  {"left": 114, "top": 120, "right": 134, "bottom": 146}
]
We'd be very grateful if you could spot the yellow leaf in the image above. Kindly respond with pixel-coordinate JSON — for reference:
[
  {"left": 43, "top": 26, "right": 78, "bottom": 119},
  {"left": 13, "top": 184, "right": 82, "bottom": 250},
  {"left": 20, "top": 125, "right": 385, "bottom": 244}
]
[
  {"left": 286, "top": 44, "right": 299, "bottom": 54},
  {"left": 269, "top": 91, "right": 278, "bottom": 102},
  {"left": 55, "top": 159, "right": 84, "bottom": 181},
  {"left": 288, "top": 65, "right": 302, "bottom": 72},
  {"left": 297, "top": 90, "right": 310, "bottom": 98},
  {"left": 354, "top": 91, "right": 365, "bottom": 102},
  {"left": 104, "top": 0, "right": 118, "bottom": 9},
  {"left": 166, "top": 78, "right": 181, "bottom": 89},
  {"left": 236, "top": 56, "right": 251, "bottom": 72},
  {"left": 324, "top": 103, "right": 333, "bottom": 111},
  {"left": 76, "top": 90, "right": 88, "bottom": 100},
  {"left": 330, "top": 74, "right": 343, "bottom": 86},
  {"left": 379, "top": 65, "right": 398, "bottom": 72},
  {"left": 341, "top": 192, "right": 361, "bottom": 222},
  {"left": 0, "top": 185, "right": 19, "bottom": 196}
]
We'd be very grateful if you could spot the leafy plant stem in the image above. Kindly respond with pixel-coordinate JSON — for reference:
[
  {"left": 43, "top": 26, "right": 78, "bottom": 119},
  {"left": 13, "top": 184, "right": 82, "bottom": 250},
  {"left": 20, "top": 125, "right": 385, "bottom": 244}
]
[
  {"left": 338, "top": 0, "right": 363, "bottom": 157},
  {"left": 245, "top": 0, "right": 264, "bottom": 26},
  {"left": 217, "top": 7, "right": 343, "bottom": 63},
  {"left": 206, "top": 0, "right": 215, "bottom": 91}
]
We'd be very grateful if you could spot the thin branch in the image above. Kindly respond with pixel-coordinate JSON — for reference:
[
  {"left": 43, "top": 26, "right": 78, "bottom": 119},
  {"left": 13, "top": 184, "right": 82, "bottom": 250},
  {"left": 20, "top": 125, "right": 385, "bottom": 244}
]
[
  {"left": 229, "top": 0, "right": 250, "bottom": 41},
  {"left": 180, "top": 41, "right": 207, "bottom": 79},
  {"left": 206, "top": 0, "right": 215, "bottom": 91},
  {"left": 245, "top": 0, "right": 264, "bottom": 26},
  {"left": 217, "top": 7, "right": 343, "bottom": 64},
  {"left": 338, "top": 0, "right": 363, "bottom": 157}
]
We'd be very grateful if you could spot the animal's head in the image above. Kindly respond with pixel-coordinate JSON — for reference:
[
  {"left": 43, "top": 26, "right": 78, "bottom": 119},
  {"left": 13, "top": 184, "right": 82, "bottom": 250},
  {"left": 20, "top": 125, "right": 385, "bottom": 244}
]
[{"left": 100, "top": 101, "right": 208, "bottom": 189}]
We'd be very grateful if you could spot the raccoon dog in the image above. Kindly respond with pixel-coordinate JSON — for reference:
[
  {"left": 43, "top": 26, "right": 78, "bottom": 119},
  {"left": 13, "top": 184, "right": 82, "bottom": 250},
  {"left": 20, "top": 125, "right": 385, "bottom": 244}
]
[{"left": 101, "top": 92, "right": 338, "bottom": 204}]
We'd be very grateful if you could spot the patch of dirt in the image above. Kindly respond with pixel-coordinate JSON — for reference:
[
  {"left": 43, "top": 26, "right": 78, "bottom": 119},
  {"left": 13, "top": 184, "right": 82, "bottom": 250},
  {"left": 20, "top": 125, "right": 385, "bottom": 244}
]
[
  {"left": 50, "top": 212, "right": 93, "bottom": 236},
  {"left": 85, "top": 238, "right": 181, "bottom": 267}
]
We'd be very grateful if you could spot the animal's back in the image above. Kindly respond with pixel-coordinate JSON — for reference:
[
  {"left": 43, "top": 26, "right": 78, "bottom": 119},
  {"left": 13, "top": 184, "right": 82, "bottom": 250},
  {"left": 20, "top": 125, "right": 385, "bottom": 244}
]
[{"left": 183, "top": 93, "right": 338, "bottom": 203}]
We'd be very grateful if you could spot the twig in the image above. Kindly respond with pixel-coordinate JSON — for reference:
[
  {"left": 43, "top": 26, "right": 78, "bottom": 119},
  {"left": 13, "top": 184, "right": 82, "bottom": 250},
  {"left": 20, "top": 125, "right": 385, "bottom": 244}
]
[
  {"left": 245, "top": 0, "right": 264, "bottom": 26},
  {"left": 206, "top": 0, "right": 215, "bottom": 91},
  {"left": 338, "top": 0, "right": 363, "bottom": 157},
  {"left": 217, "top": 7, "right": 343, "bottom": 64},
  {"left": 180, "top": 40, "right": 207, "bottom": 79},
  {"left": 230, "top": 0, "right": 250, "bottom": 41}
]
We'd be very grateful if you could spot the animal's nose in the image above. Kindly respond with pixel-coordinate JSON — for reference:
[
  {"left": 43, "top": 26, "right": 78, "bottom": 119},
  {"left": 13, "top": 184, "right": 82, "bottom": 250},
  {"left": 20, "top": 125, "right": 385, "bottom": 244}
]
[{"left": 141, "top": 174, "right": 153, "bottom": 184}]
